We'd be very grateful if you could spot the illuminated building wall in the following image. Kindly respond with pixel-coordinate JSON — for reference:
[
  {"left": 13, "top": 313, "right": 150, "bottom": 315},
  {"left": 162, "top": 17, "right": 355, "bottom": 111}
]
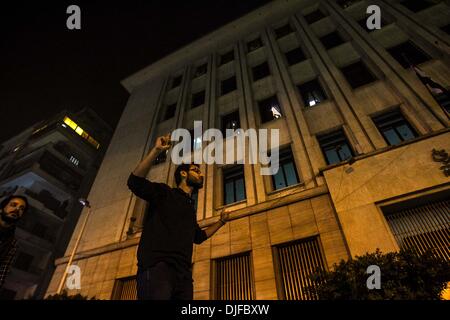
[{"left": 46, "top": 0, "right": 449, "bottom": 300}]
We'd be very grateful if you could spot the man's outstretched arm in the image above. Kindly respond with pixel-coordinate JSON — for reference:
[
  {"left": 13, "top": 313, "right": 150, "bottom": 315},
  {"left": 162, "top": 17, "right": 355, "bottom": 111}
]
[
  {"left": 133, "top": 133, "right": 171, "bottom": 178},
  {"left": 204, "top": 209, "right": 230, "bottom": 239}
]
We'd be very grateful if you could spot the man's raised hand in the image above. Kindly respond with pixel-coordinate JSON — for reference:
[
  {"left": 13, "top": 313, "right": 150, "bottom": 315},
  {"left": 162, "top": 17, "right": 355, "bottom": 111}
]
[{"left": 155, "top": 133, "right": 171, "bottom": 152}]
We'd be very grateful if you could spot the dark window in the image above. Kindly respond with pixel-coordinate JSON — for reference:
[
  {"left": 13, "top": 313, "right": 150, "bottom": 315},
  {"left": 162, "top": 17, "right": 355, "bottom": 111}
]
[
  {"left": 435, "top": 92, "right": 450, "bottom": 114},
  {"left": 386, "top": 41, "right": 431, "bottom": 68},
  {"left": 275, "top": 24, "right": 293, "bottom": 39},
  {"left": 194, "top": 64, "right": 207, "bottom": 77},
  {"left": 258, "top": 95, "right": 283, "bottom": 123},
  {"left": 400, "top": 0, "right": 434, "bottom": 12},
  {"left": 340, "top": 61, "right": 376, "bottom": 88},
  {"left": 271, "top": 147, "right": 300, "bottom": 190},
  {"left": 440, "top": 24, "right": 450, "bottom": 35},
  {"left": 304, "top": 10, "right": 326, "bottom": 24},
  {"left": 252, "top": 62, "right": 270, "bottom": 81},
  {"left": 297, "top": 79, "right": 328, "bottom": 107},
  {"left": 171, "top": 75, "right": 182, "bottom": 89},
  {"left": 337, "top": 0, "right": 361, "bottom": 9},
  {"left": 372, "top": 110, "right": 418, "bottom": 145},
  {"left": 223, "top": 165, "right": 246, "bottom": 205},
  {"left": 247, "top": 37, "right": 263, "bottom": 52},
  {"left": 163, "top": 103, "right": 176, "bottom": 121},
  {"left": 319, "top": 31, "right": 345, "bottom": 50},
  {"left": 214, "top": 253, "right": 254, "bottom": 300},
  {"left": 221, "top": 111, "right": 241, "bottom": 137},
  {"left": 191, "top": 91, "right": 205, "bottom": 108},
  {"left": 220, "top": 50, "right": 234, "bottom": 65},
  {"left": 220, "top": 76, "right": 237, "bottom": 95},
  {"left": 317, "top": 129, "right": 354, "bottom": 165},
  {"left": 31, "top": 222, "right": 48, "bottom": 239},
  {"left": 14, "top": 252, "right": 34, "bottom": 271},
  {"left": 285, "top": 47, "right": 306, "bottom": 66},
  {"left": 152, "top": 149, "right": 168, "bottom": 165}
]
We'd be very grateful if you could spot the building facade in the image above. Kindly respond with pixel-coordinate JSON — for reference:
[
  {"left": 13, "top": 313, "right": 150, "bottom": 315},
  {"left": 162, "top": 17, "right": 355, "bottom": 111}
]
[
  {"left": 0, "top": 108, "right": 112, "bottom": 299},
  {"left": 46, "top": 0, "right": 449, "bottom": 300}
]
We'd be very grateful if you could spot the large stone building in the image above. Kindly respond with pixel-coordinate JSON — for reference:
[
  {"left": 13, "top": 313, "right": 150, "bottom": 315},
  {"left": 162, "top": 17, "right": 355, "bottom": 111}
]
[
  {"left": 0, "top": 108, "right": 112, "bottom": 299},
  {"left": 46, "top": 0, "right": 449, "bottom": 300}
]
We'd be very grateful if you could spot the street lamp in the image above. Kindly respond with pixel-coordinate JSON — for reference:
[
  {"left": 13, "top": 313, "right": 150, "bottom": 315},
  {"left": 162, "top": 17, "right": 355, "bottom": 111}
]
[{"left": 56, "top": 198, "right": 92, "bottom": 294}]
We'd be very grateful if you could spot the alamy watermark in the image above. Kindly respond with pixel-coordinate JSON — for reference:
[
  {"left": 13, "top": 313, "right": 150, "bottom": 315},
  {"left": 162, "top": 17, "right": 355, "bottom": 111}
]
[{"left": 169, "top": 121, "right": 280, "bottom": 175}]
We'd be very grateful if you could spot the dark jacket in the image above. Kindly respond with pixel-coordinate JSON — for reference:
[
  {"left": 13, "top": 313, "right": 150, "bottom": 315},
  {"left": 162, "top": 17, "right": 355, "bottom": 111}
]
[
  {"left": 0, "top": 227, "right": 17, "bottom": 288},
  {"left": 127, "top": 174, "right": 207, "bottom": 277}
]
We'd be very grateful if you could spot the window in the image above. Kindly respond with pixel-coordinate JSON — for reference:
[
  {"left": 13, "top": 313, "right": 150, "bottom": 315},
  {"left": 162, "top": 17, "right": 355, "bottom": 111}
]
[
  {"left": 252, "top": 62, "right": 270, "bottom": 81},
  {"left": 69, "top": 156, "right": 79, "bottom": 167},
  {"left": 271, "top": 147, "right": 300, "bottom": 190},
  {"left": 163, "top": 103, "right": 177, "bottom": 121},
  {"left": 223, "top": 165, "right": 246, "bottom": 205},
  {"left": 297, "top": 79, "right": 327, "bottom": 107},
  {"left": 191, "top": 90, "right": 205, "bottom": 108},
  {"left": 319, "top": 31, "right": 345, "bottom": 50},
  {"left": 386, "top": 41, "right": 431, "bottom": 68},
  {"left": 220, "top": 50, "right": 234, "bottom": 65},
  {"left": 247, "top": 37, "right": 263, "bottom": 52},
  {"left": 194, "top": 64, "right": 207, "bottom": 77},
  {"left": 214, "top": 253, "right": 254, "bottom": 300},
  {"left": 435, "top": 92, "right": 450, "bottom": 114},
  {"left": 285, "top": 47, "right": 306, "bottom": 66},
  {"left": 221, "top": 111, "right": 241, "bottom": 137},
  {"left": 258, "top": 95, "right": 283, "bottom": 123},
  {"left": 317, "top": 129, "right": 354, "bottom": 165},
  {"left": 152, "top": 149, "right": 168, "bottom": 165},
  {"left": 275, "top": 24, "right": 293, "bottom": 39},
  {"left": 340, "top": 61, "right": 376, "bottom": 88},
  {"left": 111, "top": 277, "right": 137, "bottom": 300},
  {"left": 372, "top": 110, "right": 417, "bottom": 145},
  {"left": 220, "top": 76, "right": 237, "bottom": 95},
  {"left": 274, "top": 237, "right": 326, "bottom": 300},
  {"left": 384, "top": 197, "right": 449, "bottom": 261},
  {"left": 14, "top": 252, "right": 34, "bottom": 272},
  {"left": 171, "top": 75, "right": 182, "bottom": 89},
  {"left": 31, "top": 222, "right": 48, "bottom": 239},
  {"left": 304, "top": 10, "right": 326, "bottom": 24},
  {"left": 400, "top": 0, "right": 435, "bottom": 13},
  {"left": 441, "top": 24, "right": 450, "bottom": 35}
]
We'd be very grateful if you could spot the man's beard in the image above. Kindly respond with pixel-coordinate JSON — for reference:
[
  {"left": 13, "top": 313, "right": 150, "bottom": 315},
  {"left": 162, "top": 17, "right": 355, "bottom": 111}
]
[
  {"left": 187, "top": 176, "right": 203, "bottom": 190},
  {"left": 0, "top": 211, "right": 19, "bottom": 224}
]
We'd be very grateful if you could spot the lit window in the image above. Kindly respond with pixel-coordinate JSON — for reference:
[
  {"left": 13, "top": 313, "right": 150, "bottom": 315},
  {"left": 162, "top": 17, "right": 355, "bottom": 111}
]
[
  {"left": 297, "top": 79, "right": 328, "bottom": 107},
  {"left": 63, "top": 116, "right": 78, "bottom": 130},
  {"left": 258, "top": 96, "right": 283, "bottom": 123},
  {"left": 75, "top": 126, "right": 84, "bottom": 136}
]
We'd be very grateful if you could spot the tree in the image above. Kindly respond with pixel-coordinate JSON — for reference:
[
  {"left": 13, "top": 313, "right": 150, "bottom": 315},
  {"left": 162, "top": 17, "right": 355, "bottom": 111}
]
[
  {"left": 309, "top": 248, "right": 450, "bottom": 300},
  {"left": 44, "top": 290, "right": 97, "bottom": 300}
]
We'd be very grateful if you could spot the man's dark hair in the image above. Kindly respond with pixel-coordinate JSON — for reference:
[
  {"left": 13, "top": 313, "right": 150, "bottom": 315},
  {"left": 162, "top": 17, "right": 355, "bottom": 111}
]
[
  {"left": 0, "top": 195, "right": 29, "bottom": 215},
  {"left": 174, "top": 163, "right": 199, "bottom": 186}
]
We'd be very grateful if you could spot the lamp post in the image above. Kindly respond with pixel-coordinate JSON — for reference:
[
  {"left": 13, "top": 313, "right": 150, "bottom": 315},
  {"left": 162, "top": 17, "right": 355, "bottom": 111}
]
[{"left": 56, "top": 198, "right": 92, "bottom": 294}]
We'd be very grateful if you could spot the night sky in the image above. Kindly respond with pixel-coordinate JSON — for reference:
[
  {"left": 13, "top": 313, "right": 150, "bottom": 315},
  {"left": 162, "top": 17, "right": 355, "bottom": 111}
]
[{"left": 0, "top": 0, "right": 271, "bottom": 143}]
